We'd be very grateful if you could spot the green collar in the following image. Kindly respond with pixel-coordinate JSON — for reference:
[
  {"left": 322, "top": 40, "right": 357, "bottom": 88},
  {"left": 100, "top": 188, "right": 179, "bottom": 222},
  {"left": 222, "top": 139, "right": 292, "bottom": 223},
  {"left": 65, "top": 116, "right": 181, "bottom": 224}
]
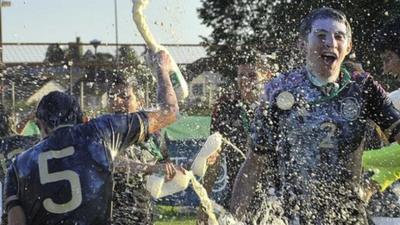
[{"left": 309, "top": 67, "right": 351, "bottom": 104}]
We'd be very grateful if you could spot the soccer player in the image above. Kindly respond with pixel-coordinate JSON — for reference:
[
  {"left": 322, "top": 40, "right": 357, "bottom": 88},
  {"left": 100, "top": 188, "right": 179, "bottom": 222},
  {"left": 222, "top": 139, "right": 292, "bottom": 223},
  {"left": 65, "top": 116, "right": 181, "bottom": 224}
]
[
  {"left": 0, "top": 105, "right": 38, "bottom": 179},
  {"left": 108, "top": 75, "right": 170, "bottom": 225},
  {"left": 366, "top": 16, "right": 400, "bottom": 223},
  {"left": 197, "top": 50, "right": 273, "bottom": 224},
  {"left": 5, "top": 51, "right": 180, "bottom": 225},
  {"left": 0, "top": 105, "right": 37, "bottom": 224},
  {"left": 378, "top": 16, "right": 400, "bottom": 109},
  {"left": 0, "top": 105, "right": 37, "bottom": 179},
  {"left": 378, "top": 16, "right": 400, "bottom": 78},
  {"left": 231, "top": 8, "right": 400, "bottom": 225}
]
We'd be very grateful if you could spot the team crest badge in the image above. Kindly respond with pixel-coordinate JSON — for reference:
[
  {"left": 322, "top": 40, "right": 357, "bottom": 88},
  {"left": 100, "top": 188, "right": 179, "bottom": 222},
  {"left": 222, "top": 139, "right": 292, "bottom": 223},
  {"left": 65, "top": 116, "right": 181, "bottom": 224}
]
[
  {"left": 276, "top": 91, "right": 295, "bottom": 110},
  {"left": 340, "top": 97, "right": 360, "bottom": 121}
]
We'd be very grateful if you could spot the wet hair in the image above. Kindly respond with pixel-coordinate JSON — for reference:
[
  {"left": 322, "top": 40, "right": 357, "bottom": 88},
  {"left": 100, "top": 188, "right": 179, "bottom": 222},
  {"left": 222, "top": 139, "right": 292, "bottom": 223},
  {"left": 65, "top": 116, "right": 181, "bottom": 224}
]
[
  {"left": 299, "top": 7, "right": 352, "bottom": 40},
  {"left": 108, "top": 74, "right": 144, "bottom": 102},
  {"left": 0, "top": 104, "right": 13, "bottom": 137},
  {"left": 236, "top": 46, "right": 272, "bottom": 75},
  {"left": 36, "top": 91, "right": 83, "bottom": 130},
  {"left": 377, "top": 16, "right": 400, "bottom": 56},
  {"left": 108, "top": 74, "right": 130, "bottom": 92},
  {"left": 343, "top": 59, "right": 365, "bottom": 73},
  {"left": 237, "top": 48, "right": 264, "bottom": 66}
]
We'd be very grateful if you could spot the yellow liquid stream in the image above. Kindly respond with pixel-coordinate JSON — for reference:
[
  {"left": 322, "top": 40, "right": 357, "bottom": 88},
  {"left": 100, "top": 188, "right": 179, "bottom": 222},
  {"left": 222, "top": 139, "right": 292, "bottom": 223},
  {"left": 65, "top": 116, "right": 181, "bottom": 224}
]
[{"left": 189, "top": 174, "right": 219, "bottom": 225}]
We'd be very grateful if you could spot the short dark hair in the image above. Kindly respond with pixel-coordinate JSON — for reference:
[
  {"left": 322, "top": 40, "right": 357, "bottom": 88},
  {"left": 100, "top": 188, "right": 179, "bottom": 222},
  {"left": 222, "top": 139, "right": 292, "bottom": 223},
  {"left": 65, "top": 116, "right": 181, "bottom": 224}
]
[
  {"left": 36, "top": 91, "right": 83, "bottom": 130},
  {"left": 237, "top": 48, "right": 263, "bottom": 66},
  {"left": 108, "top": 74, "right": 143, "bottom": 101},
  {"left": 377, "top": 16, "right": 400, "bottom": 56},
  {"left": 109, "top": 74, "right": 130, "bottom": 91},
  {"left": 236, "top": 46, "right": 272, "bottom": 73},
  {"left": 343, "top": 59, "right": 365, "bottom": 73},
  {"left": 0, "top": 104, "right": 13, "bottom": 137},
  {"left": 299, "top": 7, "right": 352, "bottom": 40}
]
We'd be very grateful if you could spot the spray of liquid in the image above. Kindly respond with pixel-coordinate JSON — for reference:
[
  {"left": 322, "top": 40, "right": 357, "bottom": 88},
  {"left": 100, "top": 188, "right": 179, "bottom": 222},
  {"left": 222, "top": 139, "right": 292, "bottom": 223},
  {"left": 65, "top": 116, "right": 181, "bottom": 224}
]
[
  {"left": 189, "top": 173, "right": 219, "bottom": 225},
  {"left": 220, "top": 137, "right": 246, "bottom": 159}
]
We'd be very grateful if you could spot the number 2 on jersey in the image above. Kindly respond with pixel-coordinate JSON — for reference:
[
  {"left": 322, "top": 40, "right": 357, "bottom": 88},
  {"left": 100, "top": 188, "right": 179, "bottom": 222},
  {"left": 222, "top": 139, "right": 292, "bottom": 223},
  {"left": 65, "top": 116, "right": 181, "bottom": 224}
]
[
  {"left": 319, "top": 122, "right": 337, "bottom": 149},
  {"left": 38, "top": 147, "right": 82, "bottom": 214}
]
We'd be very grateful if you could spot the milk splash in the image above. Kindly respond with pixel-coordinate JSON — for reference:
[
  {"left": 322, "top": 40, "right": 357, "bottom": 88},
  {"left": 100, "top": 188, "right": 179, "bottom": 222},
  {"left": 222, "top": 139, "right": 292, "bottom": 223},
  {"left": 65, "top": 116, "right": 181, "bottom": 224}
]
[{"left": 131, "top": 0, "right": 189, "bottom": 100}]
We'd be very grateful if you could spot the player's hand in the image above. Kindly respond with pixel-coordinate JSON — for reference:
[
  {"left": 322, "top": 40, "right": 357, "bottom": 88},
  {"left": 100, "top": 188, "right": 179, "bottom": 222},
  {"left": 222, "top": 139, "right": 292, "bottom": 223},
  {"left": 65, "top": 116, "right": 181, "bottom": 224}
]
[
  {"left": 163, "top": 162, "right": 176, "bottom": 181},
  {"left": 163, "top": 162, "right": 187, "bottom": 181},
  {"left": 147, "top": 162, "right": 186, "bottom": 181},
  {"left": 207, "top": 152, "right": 220, "bottom": 166},
  {"left": 147, "top": 49, "right": 173, "bottom": 74}
]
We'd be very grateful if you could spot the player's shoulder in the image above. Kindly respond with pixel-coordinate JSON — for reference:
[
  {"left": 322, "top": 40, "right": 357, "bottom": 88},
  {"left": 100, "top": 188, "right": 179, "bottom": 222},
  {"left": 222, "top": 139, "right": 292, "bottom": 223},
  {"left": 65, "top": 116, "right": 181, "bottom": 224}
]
[
  {"left": 349, "top": 70, "right": 372, "bottom": 84},
  {"left": 263, "top": 68, "right": 306, "bottom": 102},
  {"left": 69, "top": 114, "right": 118, "bottom": 138},
  {"left": 89, "top": 113, "right": 138, "bottom": 125},
  {"left": 0, "top": 135, "right": 38, "bottom": 155},
  {"left": 14, "top": 139, "right": 45, "bottom": 163}
]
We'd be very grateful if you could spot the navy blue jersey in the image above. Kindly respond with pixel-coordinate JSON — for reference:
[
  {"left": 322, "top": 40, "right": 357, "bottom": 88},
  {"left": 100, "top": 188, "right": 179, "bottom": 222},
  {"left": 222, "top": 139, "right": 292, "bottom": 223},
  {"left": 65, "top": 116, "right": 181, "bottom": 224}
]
[
  {"left": 252, "top": 69, "right": 400, "bottom": 224},
  {"left": 5, "top": 112, "right": 148, "bottom": 225},
  {"left": 0, "top": 135, "right": 38, "bottom": 181},
  {"left": 0, "top": 135, "right": 38, "bottom": 225}
]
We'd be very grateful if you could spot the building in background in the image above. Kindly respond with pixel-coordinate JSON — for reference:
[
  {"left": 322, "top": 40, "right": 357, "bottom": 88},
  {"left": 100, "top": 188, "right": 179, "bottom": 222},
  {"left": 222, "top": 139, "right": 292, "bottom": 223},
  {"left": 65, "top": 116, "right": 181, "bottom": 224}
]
[{"left": 0, "top": 39, "right": 225, "bottom": 117}]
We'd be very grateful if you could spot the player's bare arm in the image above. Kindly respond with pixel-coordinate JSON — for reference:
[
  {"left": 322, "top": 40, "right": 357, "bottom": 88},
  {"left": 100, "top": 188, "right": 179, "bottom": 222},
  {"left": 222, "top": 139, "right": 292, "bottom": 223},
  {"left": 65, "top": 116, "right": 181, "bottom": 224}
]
[
  {"left": 8, "top": 205, "right": 26, "bottom": 225},
  {"left": 230, "top": 150, "right": 265, "bottom": 221},
  {"left": 114, "top": 156, "right": 185, "bottom": 181},
  {"left": 146, "top": 50, "right": 179, "bottom": 133}
]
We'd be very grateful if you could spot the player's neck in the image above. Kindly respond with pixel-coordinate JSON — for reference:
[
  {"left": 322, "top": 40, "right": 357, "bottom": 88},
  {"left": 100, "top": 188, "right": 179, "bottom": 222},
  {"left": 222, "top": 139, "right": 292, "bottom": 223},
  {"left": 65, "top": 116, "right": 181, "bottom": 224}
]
[{"left": 306, "top": 66, "right": 339, "bottom": 87}]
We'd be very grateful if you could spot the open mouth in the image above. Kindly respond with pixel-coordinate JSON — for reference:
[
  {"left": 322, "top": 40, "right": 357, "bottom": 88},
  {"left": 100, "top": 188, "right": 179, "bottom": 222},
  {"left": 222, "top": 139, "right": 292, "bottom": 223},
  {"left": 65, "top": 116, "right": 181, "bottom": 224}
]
[{"left": 321, "top": 52, "right": 338, "bottom": 65}]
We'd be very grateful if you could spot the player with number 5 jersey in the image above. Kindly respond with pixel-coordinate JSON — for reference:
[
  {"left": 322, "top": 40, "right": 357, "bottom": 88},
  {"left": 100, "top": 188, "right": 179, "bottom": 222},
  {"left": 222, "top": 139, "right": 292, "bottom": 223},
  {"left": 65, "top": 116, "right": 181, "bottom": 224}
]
[{"left": 5, "top": 50, "right": 180, "bottom": 225}]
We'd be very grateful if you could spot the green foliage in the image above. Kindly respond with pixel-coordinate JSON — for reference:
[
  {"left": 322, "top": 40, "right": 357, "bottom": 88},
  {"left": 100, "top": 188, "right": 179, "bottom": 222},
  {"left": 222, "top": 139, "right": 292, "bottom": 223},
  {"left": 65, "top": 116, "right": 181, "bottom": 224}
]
[
  {"left": 65, "top": 42, "right": 83, "bottom": 63},
  {"left": 117, "top": 46, "right": 156, "bottom": 105},
  {"left": 199, "top": 0, "right": 400, "bottom": 79},
  {"left": 44, "top": 44, "right": 65, "bottom": 64}
]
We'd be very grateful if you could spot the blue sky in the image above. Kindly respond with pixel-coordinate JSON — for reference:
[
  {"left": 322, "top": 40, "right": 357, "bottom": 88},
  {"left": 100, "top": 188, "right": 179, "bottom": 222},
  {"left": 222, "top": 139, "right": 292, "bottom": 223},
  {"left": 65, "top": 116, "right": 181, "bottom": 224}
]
[{"left": 3, "top": 0, "right": 212, "bottom": 44}]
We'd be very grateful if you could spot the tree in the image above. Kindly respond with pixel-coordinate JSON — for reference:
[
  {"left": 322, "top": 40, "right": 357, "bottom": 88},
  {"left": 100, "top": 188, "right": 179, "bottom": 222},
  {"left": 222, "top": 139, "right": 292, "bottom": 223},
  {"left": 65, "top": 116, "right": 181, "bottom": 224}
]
[
  {"left": 117, "top": 46, "right": 155, "bottom": 106},
  {"left": 44, "top": 44, "right": 65, "bottom": 64},
  {"left": 199, "top": 0, "right": 400, "bottom": 87},
  {"left": 199, "top": 0, "right": 276, "bottom": 81},
  {"left": 65, "top": 42, "right": 83, "bottom": 64}
]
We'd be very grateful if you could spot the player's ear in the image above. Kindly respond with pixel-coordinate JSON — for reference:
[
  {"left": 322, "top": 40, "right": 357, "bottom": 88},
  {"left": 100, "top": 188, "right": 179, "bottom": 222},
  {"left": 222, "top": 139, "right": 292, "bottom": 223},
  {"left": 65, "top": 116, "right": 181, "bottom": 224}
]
[
  {"left": 36, "top": 119, "right": 50, "bottom": 138},
  {"left": 346, "top": 40, "right": 352, "bottom": 55},
  {"left": 297, "top": 38, "right": 307, "bottom": 55},
  {"left": 82, "top": 115, "right": 89, "bottom": 124}
]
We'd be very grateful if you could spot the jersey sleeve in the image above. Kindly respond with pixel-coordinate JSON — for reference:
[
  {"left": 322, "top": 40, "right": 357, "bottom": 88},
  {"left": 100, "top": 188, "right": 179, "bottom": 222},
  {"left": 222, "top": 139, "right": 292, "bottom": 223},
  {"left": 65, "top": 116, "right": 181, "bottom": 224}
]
[
  {"left": 363, "top": 75, "right": 400, "bottom": 142},
  {"left": 0, "top": 136, "right": 38, "bottom": 181},
  {"left": 4, "top": 163, "right": 20, "bottom": 213},
  {"left": 91, "top": 111, "right": 149, "bottom": 152}
]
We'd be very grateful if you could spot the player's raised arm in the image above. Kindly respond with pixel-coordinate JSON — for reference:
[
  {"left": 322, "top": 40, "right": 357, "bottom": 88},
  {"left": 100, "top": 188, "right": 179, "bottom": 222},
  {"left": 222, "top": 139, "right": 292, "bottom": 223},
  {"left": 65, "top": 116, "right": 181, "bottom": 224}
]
[{"left": 146, "top": 50, "right": 179, "bottom": 133}]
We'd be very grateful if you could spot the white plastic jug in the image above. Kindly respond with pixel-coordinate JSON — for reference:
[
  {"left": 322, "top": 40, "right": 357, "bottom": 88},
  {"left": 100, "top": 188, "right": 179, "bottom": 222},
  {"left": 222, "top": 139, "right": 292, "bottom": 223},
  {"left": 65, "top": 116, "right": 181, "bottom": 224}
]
[
  {"left": 389, "top": 89, "right": 400, "bottom": 111},
  {"left": 168, "top": 64, "right": 189, "bottom": 101},
  {"left": 191, "top": 132, "right": 223, "bottom": 177},
  {"left": 146, "top": 170, "right": 192, "bottom": 199}
]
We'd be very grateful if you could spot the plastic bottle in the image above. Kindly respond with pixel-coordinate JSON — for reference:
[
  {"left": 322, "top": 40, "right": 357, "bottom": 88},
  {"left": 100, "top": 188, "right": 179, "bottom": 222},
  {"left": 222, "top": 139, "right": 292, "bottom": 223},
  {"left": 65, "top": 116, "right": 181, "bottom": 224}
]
[
  {"left": 145, "top": 170, "right": 192, "bottom": 199},
  {"left": 191, "top": 132, "right": 223, "bottom": 177},
  {"left": 166, "top": 55, "right": 189, "bottom": 101}
]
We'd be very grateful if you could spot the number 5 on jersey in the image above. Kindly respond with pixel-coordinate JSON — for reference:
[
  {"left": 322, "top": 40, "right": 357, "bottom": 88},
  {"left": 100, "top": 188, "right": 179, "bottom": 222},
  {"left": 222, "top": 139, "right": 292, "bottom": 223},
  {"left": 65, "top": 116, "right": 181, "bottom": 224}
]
[{"left": 38, "top": 147, "right": 82, "bottom": 214}]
